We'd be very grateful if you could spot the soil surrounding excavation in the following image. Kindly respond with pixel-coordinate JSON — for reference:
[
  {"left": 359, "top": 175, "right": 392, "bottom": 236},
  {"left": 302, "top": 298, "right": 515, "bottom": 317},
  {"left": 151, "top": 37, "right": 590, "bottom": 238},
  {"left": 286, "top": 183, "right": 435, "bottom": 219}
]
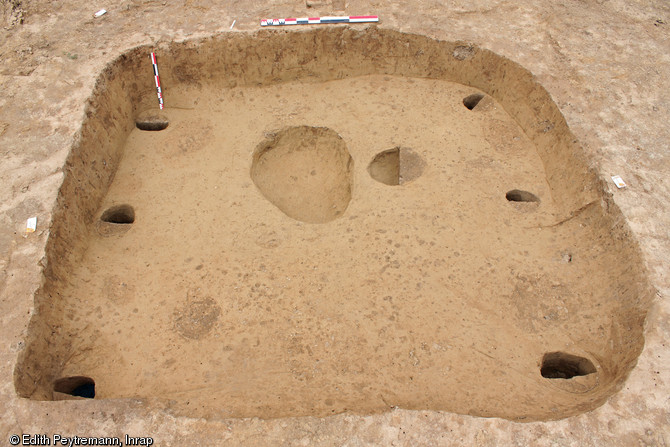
[{"left": 13, "top": 29, "right": 651, "bottom": 423}]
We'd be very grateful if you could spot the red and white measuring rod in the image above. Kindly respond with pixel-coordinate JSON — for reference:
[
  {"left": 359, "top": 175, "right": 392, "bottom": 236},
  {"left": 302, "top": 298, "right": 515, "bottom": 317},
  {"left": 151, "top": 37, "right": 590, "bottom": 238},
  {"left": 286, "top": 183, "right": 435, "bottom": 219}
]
[
  {"left": 150, "top": 52, "right": 164, "bottom": 110},
  {"left": 261, "top": 16, "right": 378, "bottom": 26}
]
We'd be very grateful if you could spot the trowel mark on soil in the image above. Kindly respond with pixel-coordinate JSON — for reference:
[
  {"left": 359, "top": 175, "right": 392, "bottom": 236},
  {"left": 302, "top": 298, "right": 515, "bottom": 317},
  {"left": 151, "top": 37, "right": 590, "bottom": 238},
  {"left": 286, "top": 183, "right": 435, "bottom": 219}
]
[{"left": 255, "top": 231, "right": 282, "bottom": 249}]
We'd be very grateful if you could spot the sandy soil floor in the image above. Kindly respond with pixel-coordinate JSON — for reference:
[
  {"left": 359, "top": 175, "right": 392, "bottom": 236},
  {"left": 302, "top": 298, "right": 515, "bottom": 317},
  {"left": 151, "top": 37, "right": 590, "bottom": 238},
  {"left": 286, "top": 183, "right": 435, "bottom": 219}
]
[{"left": 33, "top": 75, "right": 634, "bottom": 420}]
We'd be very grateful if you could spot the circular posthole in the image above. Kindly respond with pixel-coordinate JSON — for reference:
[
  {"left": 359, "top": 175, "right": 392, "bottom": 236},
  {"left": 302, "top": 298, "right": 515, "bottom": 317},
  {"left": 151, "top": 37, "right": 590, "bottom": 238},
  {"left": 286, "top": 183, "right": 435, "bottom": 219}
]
[
  {"left": 135, "top": 112, "right": 169, "bottom": 131},
  {"left": 463, "top": 93, "right": 485, "bottom": 110},
  {"left": 97, "top": 204, "right": 135, "bottom": 237},
  {"left": 368, "top": 147, "right": 425, "bottom": 186},
  {"left": 369, "top": 148, "right": 399, "bottom": 185},
  {"left": 53, "top": 376, "right": 95, "bottom": 399},
  {"left": 540, "top": 352, "right": 599, "bottom": 394},
  {"left": 101, "top": 204, "right": 135, "bottom": 224},
  {"left": 251, "top": 126, "right": 354, "bottom": 224},
  {"left": 541, "top": 352, "right": 596, "bottom": 379},
  {"left": 506, "top": 189, "right": 540, "bottom": 203}
]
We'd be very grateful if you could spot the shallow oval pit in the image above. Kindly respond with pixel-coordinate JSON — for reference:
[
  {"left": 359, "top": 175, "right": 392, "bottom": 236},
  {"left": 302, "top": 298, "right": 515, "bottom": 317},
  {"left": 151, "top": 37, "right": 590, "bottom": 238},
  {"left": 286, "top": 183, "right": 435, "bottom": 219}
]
[{"left": 14, "top": 27, "right": 653, "bottom": 423}]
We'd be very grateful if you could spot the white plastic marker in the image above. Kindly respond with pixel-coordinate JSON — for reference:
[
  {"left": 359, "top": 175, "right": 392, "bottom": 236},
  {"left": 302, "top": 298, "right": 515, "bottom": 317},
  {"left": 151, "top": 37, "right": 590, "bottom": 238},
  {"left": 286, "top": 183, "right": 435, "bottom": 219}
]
[
  {"left": 261, "top": 15, "right": 378, "bottom": 26},
  {"left": 94, "top": 9, "right": 107, "bottom": 18},
  {"left": 150, "top": 53, "right": 164, "bottom": 109},
  {"left": 26, "top": 217, "right": 37, "bottom": 234},
  {"left": 230, "top": 19, "right": 236, "bottom": 29},
  {"left": 611, "top": 175, "right": 627, "bottom": 189}
]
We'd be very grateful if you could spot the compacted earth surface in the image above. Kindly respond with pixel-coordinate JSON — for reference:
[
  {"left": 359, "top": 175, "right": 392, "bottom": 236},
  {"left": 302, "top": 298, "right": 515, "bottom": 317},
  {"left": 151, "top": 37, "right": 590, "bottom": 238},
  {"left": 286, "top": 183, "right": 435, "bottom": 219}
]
[
  {"left": 25, "top": 74, "right": 646, "bottom": 420},
  {"left": 1, "top": 0, "right": 669, "bottom": 445}
]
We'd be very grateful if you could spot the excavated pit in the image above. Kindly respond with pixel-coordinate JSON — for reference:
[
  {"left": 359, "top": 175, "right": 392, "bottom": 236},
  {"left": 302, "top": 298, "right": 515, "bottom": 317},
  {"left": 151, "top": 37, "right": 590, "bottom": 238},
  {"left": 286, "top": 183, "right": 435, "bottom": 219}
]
[
  {"left": 14, "top": 28, "right": 653, "bottom": 422},
  {"left": 251, "top": 126, "right": 354, "bottom": 223}
]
